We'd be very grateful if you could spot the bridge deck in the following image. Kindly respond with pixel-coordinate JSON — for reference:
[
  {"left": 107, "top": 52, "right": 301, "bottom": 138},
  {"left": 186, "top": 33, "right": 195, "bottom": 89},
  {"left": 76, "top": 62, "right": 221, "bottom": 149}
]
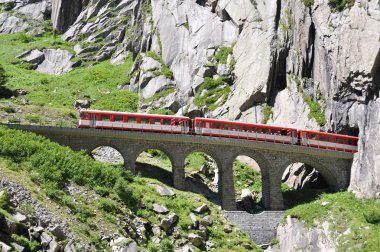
[{"left": 6, "top": 124, "right": 354, "bottom": 159}]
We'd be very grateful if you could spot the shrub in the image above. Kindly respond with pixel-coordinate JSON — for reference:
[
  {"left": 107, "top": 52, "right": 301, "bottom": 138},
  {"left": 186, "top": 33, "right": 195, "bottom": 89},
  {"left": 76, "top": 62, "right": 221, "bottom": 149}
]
[
  {"left": 114, "top": 177, "right": 137, "bottom": 207},
  {"left": 261, "top": 105, "right": 273, "bottom": 124},
  {"left": 159, "top": 239, "right": 173, "bottom": 252},
  {"left": 0, "top": 190, "right": 10, "bottom": 210},
  {"left": 97, "top": 198, "right": 119, "bottom": 214},
  {"left": 328, "top": 0, "right": 354, "bottom": 12},
  {"left": 364, "top": 210, "right": 380, "bottom": 224}
]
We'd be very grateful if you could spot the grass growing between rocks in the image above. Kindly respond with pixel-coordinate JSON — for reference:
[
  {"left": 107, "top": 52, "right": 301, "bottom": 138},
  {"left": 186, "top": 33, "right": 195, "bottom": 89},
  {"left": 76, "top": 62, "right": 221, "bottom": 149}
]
[
  {"left": 194, "top": 77, "right": 230, "bottom": 110},
  {"left": 0, "top": 33, "right": 137, "bottom": 124},
  {"left": 0, "top": 126, "right": 260, "bottom": 251},
  {"left": 286, "top": 192, "right": 380, "bottom": 251}
]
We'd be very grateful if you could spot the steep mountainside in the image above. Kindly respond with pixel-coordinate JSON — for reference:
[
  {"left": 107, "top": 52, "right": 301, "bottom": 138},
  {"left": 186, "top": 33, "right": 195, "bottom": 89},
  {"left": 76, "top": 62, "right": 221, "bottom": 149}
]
[{"left": 0, "top": 0, "right": 380, "bottom": 251}]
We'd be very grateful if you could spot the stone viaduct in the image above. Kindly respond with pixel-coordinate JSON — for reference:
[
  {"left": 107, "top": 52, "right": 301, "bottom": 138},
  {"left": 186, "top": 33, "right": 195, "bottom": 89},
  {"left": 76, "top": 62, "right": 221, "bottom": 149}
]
[{"left": 7, "top": 125, "right": 354, "bottom": 210}]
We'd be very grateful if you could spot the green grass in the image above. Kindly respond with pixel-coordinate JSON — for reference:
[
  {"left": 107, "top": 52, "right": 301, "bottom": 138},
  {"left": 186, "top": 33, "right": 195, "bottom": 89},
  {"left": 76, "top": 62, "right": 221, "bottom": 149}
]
[
  {"left": 194, "top": 77, "right": 230, "bottom": 110},
  {"left": 214, "top": 47, "right": 233, "bottom": 65},
  {"left": 0, "top": 33, "right": 137, "bottom": 120},
  {"left": 145, "top": 51, "right": 173, "bottom": 79},
  {"left": 287, "top": 192, "right": 380, "bottom": 251},
  {"left": 233, "top": 160, "right": 262, "bottom": 201},
  {"left": 148, "top": 108, "right": 174, "bottom": 115}
]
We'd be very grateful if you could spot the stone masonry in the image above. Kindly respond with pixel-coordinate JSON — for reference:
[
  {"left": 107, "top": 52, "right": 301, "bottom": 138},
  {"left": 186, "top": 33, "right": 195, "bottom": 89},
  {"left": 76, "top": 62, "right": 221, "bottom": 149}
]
[{"left": 7, "top": 125, "right": 354, "bottom": 210}]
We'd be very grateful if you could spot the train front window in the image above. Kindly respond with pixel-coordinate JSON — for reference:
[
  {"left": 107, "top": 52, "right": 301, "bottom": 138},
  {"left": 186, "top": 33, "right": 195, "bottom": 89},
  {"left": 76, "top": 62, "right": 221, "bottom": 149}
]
[
  {"left": 128, "top": 117, "right": 136, "bottom": 123},
  {"left": 114, "top": 116, "right": 123, "bottom": 122},
  {"left": 141, "top": 118, "right": 150, "bottom": 124},
  {"left": 101, "top": 115, "right": 110, "bottom": 121},
  {"left": 164, "top": 119, "right": 171, "bottom": 125},
  {"left": 154, "top": 119, "right": 161, "bottom": 125}
]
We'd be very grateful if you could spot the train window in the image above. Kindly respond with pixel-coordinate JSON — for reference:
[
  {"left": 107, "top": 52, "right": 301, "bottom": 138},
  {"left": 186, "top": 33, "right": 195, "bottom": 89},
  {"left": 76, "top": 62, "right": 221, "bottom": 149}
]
[
  {"left": 101, "top": 115, "right": 110, "bottom": 121},
  {"left": 328, "top": 136, "right": 334, "bottom": 142},
  {"left": 205, "top": 122, "right": 210, "bottom": 128},
  {"left": 234, "top": 125, "right": 240, "bottom": 131},
  {"left": 336, "top": 138, "right": 343, "bottom": 144},
  {"left": 154, "top": 119, "right": 161, "bottom": 125},
  {"left": 128, "top": 117, "right": 137, "bottom": 123},
  {"left": 280, "top": 130, "right": 287, "bottom": 136},
  {"left": 114, "top": 116, "right": 123, "bottom": 122},
  {"left": 319, "top": 135, "right": 326, "bottom": 141},
  {"left": 174, "top": 120, "right": 179, "bottom": 126},
  {"left": 163, "top": 119, "right": 171, "bottom": 125},
  {"left": 262, "top": 128, "right": 269, "bottom": 134},
  {"left": 310, "top": 134, "right": 317, "bottom": 140},
  {"left": 223, "top": 124, "right": 230, "bottom": 130},
  {"left": 271, "top": 129, "right": 278, "bottom": 135},
  {"left": 347, "top": 139, "right": 353, "bottom": 145},
  {"left": 80, "top": 113, "right": 88, "bottom": 119},
  {"left": 252, "top": 127, "right": 259, "bottom": 133},
  {"left": 242, "top": 126, "right": 249, "bottom": 132},
  {"left": 141, "top": 118, "right": 150, "bottom": 124},
  {"left": 214, "top": 123, "right": 221, "bottom": 129}
]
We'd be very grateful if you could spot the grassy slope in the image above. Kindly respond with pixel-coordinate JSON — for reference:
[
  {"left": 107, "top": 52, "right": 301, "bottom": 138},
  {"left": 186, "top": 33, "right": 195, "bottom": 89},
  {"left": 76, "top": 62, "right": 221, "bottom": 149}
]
[
  {"left": 0, "top": 33, "right": 137, "bottom": 125},
  {"left": 0, "top": 126, "right": 259, "bottom": 251}
]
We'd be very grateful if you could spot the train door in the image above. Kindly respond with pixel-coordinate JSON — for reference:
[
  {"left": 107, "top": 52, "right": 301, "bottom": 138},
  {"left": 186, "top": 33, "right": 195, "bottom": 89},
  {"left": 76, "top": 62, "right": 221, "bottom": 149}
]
[
  {"left": 182, "top": 120, "right": 187, "bottom": 133},
  {"left": 90, "top": 114, "right": 96, "bottom": 128},
  {"left": 291, "top": 130, "right": 297, "bottom": 144},
  {"left": 195, "top": 120, "right": 202, "bottom": 134},
  {"left": 301, "top": 131, "right": 308, "bottom": 145}
]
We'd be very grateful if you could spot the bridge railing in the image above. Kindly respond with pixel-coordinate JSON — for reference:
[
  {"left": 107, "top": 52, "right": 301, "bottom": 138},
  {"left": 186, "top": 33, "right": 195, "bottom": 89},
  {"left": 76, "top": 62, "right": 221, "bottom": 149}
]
[{"left": 1, "top": 118, "right": 77, "bottom": 128}]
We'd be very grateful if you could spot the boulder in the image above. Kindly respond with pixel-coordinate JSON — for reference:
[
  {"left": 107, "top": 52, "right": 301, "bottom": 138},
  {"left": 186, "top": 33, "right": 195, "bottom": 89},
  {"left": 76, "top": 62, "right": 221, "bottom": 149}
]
[
  {"left": 148, "top": 184, "right": 175, "bottom": 197},
  {"left": 50, "top": 225, "right": 66, "bottom": 241},
  {"left": 193, "top": 204, "right": 209, "bottom": 214},
  {"left": 160, "top": 213, "right": 178, "bottom": 232},
  {"left": 11, "top": 243, "right": 25, "bottom": 252},
  {"left": 12, "top": 212, "right": 27, "bottom": 223},
  {"left": 189, "top": 212, "right": 199, "bottom": 229},
  {"left": 152, "top": 203, "right": 169, "bottom": 214},
  {"left": 0, "top": 242, "right": 12, "bottom": 252},
  {"left": 200, "top": 215, "right": 213, "bottom": 227},
  {"left": 36, "top": 49, "right": 76, "bottom": 75},
  {"left": 188, "top": 233, "right": 203, "bottom": 248},
  {"left": 74, "top": 99, "right": 91, "bottom": 109},
  {"left": 18, "top": 49, "right": 45, "bottom": 66},
  {"left": 241, "top": 188, "right": 255, "bottom": 212}
]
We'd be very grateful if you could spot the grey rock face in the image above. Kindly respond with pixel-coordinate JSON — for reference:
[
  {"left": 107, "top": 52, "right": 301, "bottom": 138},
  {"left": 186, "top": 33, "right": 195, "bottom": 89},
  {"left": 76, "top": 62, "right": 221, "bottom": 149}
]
[
  {"left": 152, "top": 203, "right": 169, "bottom": 214},
  {"left": 267, "top": 216, "right": 336, "bottom": 252},
  {"left": 36, "top": 49, "right": 76, "bottom": 75},
  {"left": 349, "top": 98, "right": 380, "bottom": 199},
  {"left": 51, "top": 0, "right": 83, "bottom": 33}
]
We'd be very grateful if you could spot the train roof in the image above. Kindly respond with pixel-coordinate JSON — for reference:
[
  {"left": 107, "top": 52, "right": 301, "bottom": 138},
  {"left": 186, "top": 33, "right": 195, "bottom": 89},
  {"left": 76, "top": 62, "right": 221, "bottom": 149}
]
[
  {"left": 194, "top": 117, "right": 298, "bottom": 130},
  {"left": 79, "top": 109, "right": 190, "bottom": 119},
  {"left": 299, "top": 129, "right": 359, "bottom": 139}
]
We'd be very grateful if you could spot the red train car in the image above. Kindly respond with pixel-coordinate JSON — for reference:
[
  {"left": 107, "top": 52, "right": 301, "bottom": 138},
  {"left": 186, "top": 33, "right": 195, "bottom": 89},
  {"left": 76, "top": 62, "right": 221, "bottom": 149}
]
[
  {"left": 299, "top": 130, "right": 358, "bottom": 152},
  {"left": 193, "top": 117, "right": 298, "bottom": 144},
  {"left": 78, "top": 109, "right": 191, "bottom": 134}
]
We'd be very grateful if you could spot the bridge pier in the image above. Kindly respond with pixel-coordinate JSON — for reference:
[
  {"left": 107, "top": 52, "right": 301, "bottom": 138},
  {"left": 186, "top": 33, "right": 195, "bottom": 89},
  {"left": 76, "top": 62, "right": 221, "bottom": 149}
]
[{"left": 217, "top": 152, "right": 237, "bottom": 211}]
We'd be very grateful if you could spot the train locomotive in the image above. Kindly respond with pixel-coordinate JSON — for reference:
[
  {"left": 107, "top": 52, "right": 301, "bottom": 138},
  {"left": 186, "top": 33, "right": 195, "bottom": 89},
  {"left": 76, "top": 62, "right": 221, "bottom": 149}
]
[{"left": 78, "top": 109, "right": 358, "bottom": 153}]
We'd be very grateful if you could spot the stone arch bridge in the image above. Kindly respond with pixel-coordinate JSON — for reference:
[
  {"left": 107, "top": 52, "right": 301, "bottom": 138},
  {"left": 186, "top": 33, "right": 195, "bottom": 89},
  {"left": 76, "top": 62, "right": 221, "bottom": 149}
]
[{"left": 7, "top": 125, "right": 354, "bottom": 210}]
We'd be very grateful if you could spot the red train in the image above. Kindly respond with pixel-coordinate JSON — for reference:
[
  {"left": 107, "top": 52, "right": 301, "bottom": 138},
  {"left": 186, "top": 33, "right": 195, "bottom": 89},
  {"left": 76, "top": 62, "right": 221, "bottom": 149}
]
[{"left": 78, "top": 109, "right": 358, "bottom": 153}]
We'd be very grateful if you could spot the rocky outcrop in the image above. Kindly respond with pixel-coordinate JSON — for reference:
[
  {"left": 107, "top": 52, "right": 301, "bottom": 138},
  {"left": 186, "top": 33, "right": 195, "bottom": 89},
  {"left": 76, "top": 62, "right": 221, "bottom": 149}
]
[
  {"left": 282, "top": 163, "right": 327, "bottom": 190},
  {"left": 266, "top": 216, "right": 336, "bottom": 252},
  {"left": 0, "top": 0, "right": 51, "bottom": 35},
  {"left": 349, "top": 98, "right": 380, "bottom": 199},
  {"left": 51, "top": 0, "right": 84, "bottom": 33}
]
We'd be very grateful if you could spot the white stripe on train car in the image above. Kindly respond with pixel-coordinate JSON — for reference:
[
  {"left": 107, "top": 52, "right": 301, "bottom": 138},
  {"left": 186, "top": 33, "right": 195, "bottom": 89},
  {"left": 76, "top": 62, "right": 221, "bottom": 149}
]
[
  {"left": 305, "top": 139, "right": 358, "bottom": 151},
  {"left": 198, "top": 128, "right": 295, "bottom": 143},
  {"left": 79, "top": 119, "right": 90, "bottom": 126},
  {"left": 92, "top": 121, "right": 189, "bottom": 133}
]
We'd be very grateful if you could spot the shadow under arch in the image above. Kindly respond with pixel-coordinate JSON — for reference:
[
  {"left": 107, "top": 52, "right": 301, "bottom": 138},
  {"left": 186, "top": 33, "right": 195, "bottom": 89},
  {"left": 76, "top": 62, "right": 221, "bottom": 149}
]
[
  {"left": 134, "top": 145, "right": 175, "bottom": 186},
  {"left": 183, "top": 148, "right": 222, "bottom": 205}
]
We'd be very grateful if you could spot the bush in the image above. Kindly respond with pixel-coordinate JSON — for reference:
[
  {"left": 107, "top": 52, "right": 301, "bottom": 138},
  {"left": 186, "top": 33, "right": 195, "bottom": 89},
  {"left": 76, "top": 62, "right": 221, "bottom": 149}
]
[
  {"left": 0, "top": 190, "right": 10, "bottom": 210},
  {"left": 261, "top": 105, "right": 273, "bottom": 124},
  {"left": 97, "top": 198, "right": 119, "bottom": 214},
  {"left": 364, "top": 210, "right": 380, "bottom": 224},
  {"left": 114, "top": 177, "right": 137, "bottom": 207},
  {"left": 328, "top": 0, "right": 354, "bottom": 12},
  {"left": 159, "top": 239, "right": 173, "bottom": 252}
]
